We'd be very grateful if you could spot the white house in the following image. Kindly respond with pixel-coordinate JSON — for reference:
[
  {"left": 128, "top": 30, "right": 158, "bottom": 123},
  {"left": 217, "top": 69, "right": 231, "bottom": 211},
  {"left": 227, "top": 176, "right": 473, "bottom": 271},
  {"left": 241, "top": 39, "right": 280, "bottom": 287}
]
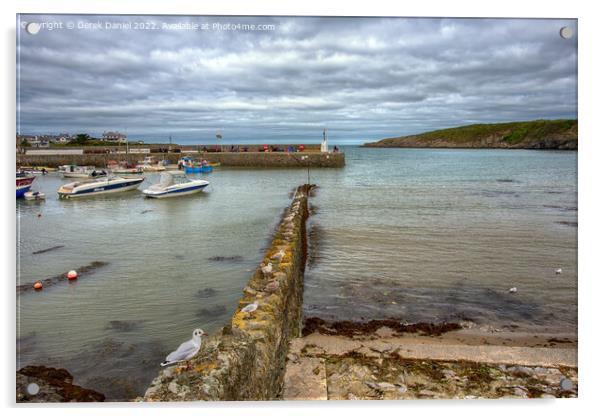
[{"left": 102, "top": 131, "right": 128, "bottom": 143}]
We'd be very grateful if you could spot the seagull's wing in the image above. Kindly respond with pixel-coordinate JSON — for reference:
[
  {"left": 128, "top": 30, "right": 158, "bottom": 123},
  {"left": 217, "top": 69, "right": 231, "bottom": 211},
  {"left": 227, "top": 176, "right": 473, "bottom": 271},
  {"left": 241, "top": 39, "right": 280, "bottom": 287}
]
[{"left": 165, "top": 339, "right": 199, "bottom": 363}]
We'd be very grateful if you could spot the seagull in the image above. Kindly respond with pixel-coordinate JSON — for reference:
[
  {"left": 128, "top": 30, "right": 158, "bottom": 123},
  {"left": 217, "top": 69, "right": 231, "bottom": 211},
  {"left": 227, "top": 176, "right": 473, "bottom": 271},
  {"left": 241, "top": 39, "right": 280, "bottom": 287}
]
[
  {"left": 160, "top": 328, "right": 207, "bottom": 367},
  {"left": 555, "top": 268, "right": 563, "bottom": 275},
  {"left": 508, "top": 287, "right": 518, "bottom": 293},
  {"left": 241, "top": 301, "right": 259, "bottom": 313},
  {"left": 261, "top": 262, "right": 273, "bottom": 275},
  {"left": 271, "top": 249, "right": 285, "bottom": 262}
]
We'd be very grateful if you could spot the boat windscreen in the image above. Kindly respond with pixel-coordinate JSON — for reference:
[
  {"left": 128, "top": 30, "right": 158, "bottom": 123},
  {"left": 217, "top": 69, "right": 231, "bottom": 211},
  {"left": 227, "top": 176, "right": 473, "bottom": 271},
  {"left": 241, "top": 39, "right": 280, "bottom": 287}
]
[{"left": 158, "top": 173, "right": 175, "bottom": 187}]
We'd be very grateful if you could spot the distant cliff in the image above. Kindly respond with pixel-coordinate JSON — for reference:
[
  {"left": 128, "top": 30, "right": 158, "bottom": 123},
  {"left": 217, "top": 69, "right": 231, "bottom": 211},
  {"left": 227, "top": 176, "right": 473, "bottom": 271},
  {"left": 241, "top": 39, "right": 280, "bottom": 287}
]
[{"left": 363, "top": 120, "right": 577, "bottom": 150}]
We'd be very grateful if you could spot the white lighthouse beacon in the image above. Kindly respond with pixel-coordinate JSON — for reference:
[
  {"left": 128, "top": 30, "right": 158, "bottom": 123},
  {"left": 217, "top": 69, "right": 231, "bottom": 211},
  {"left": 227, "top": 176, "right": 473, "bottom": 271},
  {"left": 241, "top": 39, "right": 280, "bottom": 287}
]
[{"left": 321, "top": 128, "right": 329, "bottom": 153}]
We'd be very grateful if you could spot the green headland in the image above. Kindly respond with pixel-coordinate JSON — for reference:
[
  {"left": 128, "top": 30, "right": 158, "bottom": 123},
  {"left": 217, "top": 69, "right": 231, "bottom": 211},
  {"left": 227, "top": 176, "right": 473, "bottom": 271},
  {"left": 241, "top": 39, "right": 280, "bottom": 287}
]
[{"left": 363, "top": 119, "right": 577, "bottom": 150}]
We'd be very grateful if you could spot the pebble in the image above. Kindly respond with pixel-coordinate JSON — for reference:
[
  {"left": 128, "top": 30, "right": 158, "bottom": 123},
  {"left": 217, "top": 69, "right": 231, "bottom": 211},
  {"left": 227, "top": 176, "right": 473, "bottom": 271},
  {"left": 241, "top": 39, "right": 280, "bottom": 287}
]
[
  {"left": 442, "top": 369, "right": 457, "bottom": 379},
  {"left": 560, "top": 378, "right": 573, "bottom": 391},
  {"left": 264, "top": 280, "right": 280, "bottom": 293},
  {"left": 513, "top": 386, "right": 529, "bottom": 398},
  {"left": 243, "top": 286, "right": 257, "bottom": 296},
  {"left": 509, "top": 366, "right": 534, "bottom": 377},
  {"left": 376, "top": 382, "right": 397, "bottom": 391},
  {"left": 168, "top": 381, "right": 179, "bottom": 395}
]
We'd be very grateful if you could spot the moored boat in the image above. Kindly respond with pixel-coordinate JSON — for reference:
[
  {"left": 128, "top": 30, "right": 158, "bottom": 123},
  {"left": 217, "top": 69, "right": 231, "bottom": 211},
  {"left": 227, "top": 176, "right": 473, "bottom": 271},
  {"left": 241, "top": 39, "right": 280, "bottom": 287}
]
[
  {"left": 182, "top": 159, "right": 214, "bottom": 173},
  {"left": 107, "top": 160, "right": 144, "bottom": 175},
  {"left": 24, "top": 191, "right": 46, "bottom": 200},
  {"left": 142, "top": 172, "right": 209, "bottom": 198},
  {"left": 60, "top": 165, "right": 107, "bottom": 179},
  {"left": 137, "top": 156, "right": 166, "bottom": 172},
  {"left": 16, "top": 173, "right": 35, "bottom": 198},
  {"left": 58, "top": 176, "right": 145, "bottom": 198}
]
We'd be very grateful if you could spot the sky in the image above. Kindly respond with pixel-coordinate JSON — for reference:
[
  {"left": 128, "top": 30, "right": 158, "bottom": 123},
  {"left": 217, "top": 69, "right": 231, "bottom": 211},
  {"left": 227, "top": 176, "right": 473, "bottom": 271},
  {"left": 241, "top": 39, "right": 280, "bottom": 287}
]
[{"left": 17, "top": 15, "right": 577, "bottom": 144}]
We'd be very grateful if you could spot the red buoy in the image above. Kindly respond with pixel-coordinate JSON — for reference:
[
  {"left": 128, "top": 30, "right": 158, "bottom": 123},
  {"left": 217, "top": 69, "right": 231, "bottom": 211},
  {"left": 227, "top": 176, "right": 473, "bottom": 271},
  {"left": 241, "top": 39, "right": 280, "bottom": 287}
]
[
  {"left": 67, "top": 270, "right": 78, "bottom": 280},
  {"left": 33, "top": 281, "right": 43, "bottom": 290}
]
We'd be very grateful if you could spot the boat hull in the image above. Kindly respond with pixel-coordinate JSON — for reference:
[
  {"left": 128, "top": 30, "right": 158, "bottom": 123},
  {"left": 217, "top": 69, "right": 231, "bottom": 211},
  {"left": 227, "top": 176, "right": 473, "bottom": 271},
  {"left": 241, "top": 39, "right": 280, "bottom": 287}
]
[
  {"left": 16, "top": 175, "right": 35, "bottom": 198},
  {"left": 183, "top": 166, "right": 213, "bottom": 174},
  {"left": 16, "top": 184, "right": 32, "bottom": 198}
]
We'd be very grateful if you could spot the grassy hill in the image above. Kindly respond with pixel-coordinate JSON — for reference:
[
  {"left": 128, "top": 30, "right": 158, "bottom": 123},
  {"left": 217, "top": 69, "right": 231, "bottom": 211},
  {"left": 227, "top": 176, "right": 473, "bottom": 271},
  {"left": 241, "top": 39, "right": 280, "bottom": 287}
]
[{"left": 363, "top": 120, "right": 577, "bottom": 150}]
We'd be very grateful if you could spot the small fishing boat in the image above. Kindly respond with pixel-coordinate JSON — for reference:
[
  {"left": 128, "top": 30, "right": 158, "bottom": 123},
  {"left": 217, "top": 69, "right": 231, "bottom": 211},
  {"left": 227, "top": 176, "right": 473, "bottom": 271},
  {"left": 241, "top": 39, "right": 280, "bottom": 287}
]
[
  {"left": 182, "top": 159, "right": 214, "bottom": 174},
  {"left": 58, "top": 175, "right": 145, "bottom": 198},
  {"left": 24, "top": 191, "right": 46, "bottom": 200},
  {"left": 16, "top": 173, "right": 35, "bottom": 198},
  {"left": 137, "top": 156, "right": 166, "bottom": 172},
  {"left": 60, "top": 165, "right": 107, "bottom": 179},
  {"left": 19, "top": 166, "right": 50, "bottom": 175},
  {"left": 143, "top": 172, "right": 209, "bottom": 198},
  {"left": 107, "top": 160, "right": 144, "bottom": 175}
]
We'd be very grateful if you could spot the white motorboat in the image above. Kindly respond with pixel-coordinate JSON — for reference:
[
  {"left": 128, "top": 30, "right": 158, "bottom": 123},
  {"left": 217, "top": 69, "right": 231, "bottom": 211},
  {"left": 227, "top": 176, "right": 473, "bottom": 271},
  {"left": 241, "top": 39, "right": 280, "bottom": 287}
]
[
  {"left": 60, "top": 165, "right": 107, "bottom": 179},
  {"left": 58, "top": 175, "right": 145, "bottom": 198},
  {"left": 142, "top": 172, "right": 209, "bottom": 198},
  {"left": 24, "top": 191, "right": 46, "bottom": 200}
]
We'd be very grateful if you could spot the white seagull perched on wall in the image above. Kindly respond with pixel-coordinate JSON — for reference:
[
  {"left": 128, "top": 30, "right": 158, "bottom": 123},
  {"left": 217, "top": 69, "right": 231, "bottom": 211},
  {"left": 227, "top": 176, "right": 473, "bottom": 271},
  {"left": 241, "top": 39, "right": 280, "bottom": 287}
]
[
  {"left": 555, "top": 268, "right": 563, "bottom": 275},
  {"left": 261, "top": 262, "right": 273, "bottom": 275},
  {"left": 160, "top": 328, "right": 207, "bottom": 367},
  {"left": 241, "top": 301, "right": 259, "bottom": 313}
]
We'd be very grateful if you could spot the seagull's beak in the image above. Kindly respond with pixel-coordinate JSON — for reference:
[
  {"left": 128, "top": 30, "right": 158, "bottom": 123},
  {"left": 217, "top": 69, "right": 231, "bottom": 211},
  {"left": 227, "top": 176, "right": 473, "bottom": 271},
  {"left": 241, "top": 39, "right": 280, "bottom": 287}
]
[{"left": 202, "top": 333, "right": 208, "bottom": 337}]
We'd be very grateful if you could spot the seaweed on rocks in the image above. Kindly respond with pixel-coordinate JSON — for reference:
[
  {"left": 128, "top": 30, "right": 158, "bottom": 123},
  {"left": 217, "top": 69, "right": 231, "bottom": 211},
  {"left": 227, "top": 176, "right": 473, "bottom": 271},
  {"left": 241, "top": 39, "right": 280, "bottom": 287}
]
[
  {"left": 32, "top": 245, "right": 65, "bottom": 255},
  {"left": 17, "top": 261, "right": 109, "bottom": 294},
  {"left": 16, "top": 366, "right": 105, "bottom": 402},
  {"left": 196, "top": 288, "right": 218, "bottom": 298},
  {"left": 105, "top": 320, "right": 143, "bottom": 332},
  {"left": 302, "top": 317, "right": 462, "bottom": 337},
  {"left": 208, "top": 255, "right": 244, "bottom": 262},
  {"left": 196, "top": 305, "right": 227, "bottom": 318}
]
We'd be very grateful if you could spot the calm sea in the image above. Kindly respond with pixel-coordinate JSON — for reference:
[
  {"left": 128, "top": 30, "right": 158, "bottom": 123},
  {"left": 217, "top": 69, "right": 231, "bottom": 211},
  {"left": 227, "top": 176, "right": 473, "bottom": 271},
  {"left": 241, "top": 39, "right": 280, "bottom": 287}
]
[{"left": 16, "top": 146, "right": 577, "bottom": 400}]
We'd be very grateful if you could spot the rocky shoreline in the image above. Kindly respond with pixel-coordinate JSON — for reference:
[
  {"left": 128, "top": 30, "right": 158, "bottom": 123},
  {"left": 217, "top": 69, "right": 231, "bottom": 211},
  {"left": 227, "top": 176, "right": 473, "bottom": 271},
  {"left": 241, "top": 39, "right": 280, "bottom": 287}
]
[
  {"left": 283, "top": 322, "right": 578, "bottom": 400},
  {"left": 16, "top": 366, "right": 105, "bottom": 403}
]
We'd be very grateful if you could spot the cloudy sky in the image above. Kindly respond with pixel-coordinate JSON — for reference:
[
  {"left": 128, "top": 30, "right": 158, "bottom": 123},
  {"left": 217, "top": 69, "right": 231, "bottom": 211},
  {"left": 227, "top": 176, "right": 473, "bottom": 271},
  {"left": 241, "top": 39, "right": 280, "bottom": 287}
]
[{"left": 17, "top": 15, "right": 577, "bottom": 144}]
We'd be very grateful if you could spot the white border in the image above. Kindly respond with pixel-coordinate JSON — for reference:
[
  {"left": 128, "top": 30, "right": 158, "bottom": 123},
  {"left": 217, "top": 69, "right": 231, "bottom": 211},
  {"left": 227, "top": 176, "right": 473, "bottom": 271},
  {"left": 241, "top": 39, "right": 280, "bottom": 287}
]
[{"left": 3, "top": 1, "right": 601, "bottom": 415}]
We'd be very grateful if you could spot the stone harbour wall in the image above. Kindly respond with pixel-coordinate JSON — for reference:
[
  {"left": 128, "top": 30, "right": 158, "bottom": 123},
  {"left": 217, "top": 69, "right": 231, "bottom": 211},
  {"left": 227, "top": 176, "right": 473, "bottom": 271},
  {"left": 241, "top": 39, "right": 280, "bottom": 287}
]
[
  {"left": 18, "top": 152, "right": 345, "bottom": 168},
  {"left": 143, "top": 184, "right": 313, "bottom": 401}
]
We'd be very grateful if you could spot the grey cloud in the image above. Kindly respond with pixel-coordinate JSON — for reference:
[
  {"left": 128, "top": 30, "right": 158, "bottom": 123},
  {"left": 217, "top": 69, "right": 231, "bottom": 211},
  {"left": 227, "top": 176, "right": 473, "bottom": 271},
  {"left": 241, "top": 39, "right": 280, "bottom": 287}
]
[{"left": 17, "top": 15, "right": 577, "bottom": 144}]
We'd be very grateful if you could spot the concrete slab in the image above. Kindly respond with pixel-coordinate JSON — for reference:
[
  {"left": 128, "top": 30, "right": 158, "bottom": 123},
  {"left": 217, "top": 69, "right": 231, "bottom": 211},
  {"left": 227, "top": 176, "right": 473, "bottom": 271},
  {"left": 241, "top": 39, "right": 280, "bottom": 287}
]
[
  {"left": 282, "top": 357, "right": 327, "bottom": 400},
  {"left": 291, "top": 333, "right": 577, "bottom": 368}
]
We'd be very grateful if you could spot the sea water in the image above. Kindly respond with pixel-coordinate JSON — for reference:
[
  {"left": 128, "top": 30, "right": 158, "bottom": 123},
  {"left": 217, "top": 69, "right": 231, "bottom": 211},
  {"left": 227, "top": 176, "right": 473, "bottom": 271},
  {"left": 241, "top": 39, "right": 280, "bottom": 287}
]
[{"left": 16, "top": 147, "right": 577, "bottom": 399}]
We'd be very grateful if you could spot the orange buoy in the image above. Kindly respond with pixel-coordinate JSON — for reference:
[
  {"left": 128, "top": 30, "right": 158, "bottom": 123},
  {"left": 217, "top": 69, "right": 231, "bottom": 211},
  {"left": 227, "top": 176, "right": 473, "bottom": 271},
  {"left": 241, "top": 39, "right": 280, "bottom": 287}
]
[
  {"left": 67, "top": 270, "right": 78, "bottom": 280},
  {"left": 33, "top": 281, "right": 43, "bottom": 290}
]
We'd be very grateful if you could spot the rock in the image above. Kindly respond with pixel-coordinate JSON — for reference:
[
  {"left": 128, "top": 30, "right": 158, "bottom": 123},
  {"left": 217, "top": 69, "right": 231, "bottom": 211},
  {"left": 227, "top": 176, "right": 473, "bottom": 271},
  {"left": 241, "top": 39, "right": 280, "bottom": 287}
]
[
  {"left": 513, "top": 386, "right": 529, "bottom": 398},
  {"left": 196, "top": 288, "right": 218, "bottom": 298},
  {"left": 541, "top": 393, "right": 556, "bottom": 399},
  {"left": 167, "top": 381, "right": 179, "bottom": 395},
  {"left": 16, "top": 366, "right": 105, "bottom": 402},
  {"left": 509, "top": 366, "right": 534, "bottom": 377},
  {"left": 419, "top": 389, "right": 438, "bottom": 398},
  {"left": 162, "top": 367, "right": 174, "bottom": 378},
  {"left": 264, "top": 280, "right": 280, "bottom": 293},
  {"left": 397, "top": 385, "right": 408, "bottom": 394},
  {"left": 442, "top": 369, "right": 456, "bottom": 379},
  {"left": 560, "top": 378, "right": 573, "bottom": 391},
  {"left": 243, "top": 286, "right": 257, "bottom": 296},
  {"left": 376, "top": 382, "right": 397, "bottom": 391}
]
